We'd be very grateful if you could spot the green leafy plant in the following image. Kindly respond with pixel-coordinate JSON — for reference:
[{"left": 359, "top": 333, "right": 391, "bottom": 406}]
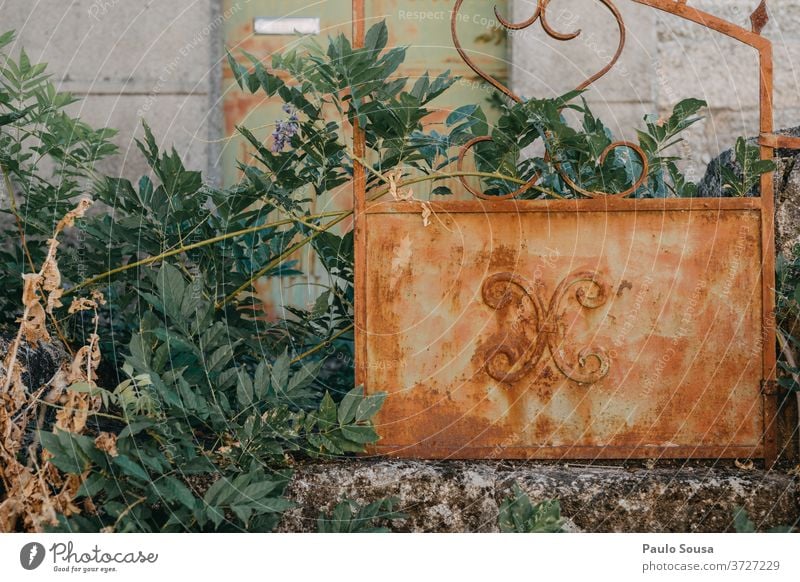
[
  {"left": 637, "top": 98, "right": 707, "bottom": 198},
  {"left": 0, "top": 30, "right": 117, "bottom": 329},
  {"left": 39, "top": 272, "right": 386, "bottom": 531},
  {"left": 498, "top": 484, "right": 565, "bottom": 533},
  {"left": 454, "top": 93, "right": 712, "bottom": 199},
  {"left": 5, "top": 22, "right": 442, "bottom": 532},
  {"left": 317, "top": 497, "right": 406, "bottom": 533},
  {"left": 776, "top": 247, "right": 800, "bottom": 394},
  {"left": 732, "top": 506, "right": 795, "bottom": 533},
  {"left": 720, "top": 137, "right": 776, "bottom": 197}
]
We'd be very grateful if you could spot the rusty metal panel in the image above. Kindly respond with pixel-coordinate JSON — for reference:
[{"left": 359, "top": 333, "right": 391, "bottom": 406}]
[
  {"left": 363, "top": 199, "right": 765, "bottom": 458},
  {"left": 351, "top": 0, "right": 800, "bottom": 462}
]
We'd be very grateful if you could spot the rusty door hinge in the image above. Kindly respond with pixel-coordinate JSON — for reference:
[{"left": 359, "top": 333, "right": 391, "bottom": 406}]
[{"left": 761, "top": 379, "right": 779, "bottom": 395}]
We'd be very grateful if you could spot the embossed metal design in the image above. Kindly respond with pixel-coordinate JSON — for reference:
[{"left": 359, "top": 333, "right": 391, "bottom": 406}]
[{"left": 481, "top": 270, "right": 610, "bottom": 384}]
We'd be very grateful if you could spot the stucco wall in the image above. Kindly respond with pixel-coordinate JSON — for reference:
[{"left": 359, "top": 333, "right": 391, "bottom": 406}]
[
  {"left": 3, "top": 1, "right": 799, "bottom": 185},
  {"left": 1, "top": 0, "right": 222, "bottom": 183},
  {"left": 510, "top": 0, "right": 800, "bottom": 178}
]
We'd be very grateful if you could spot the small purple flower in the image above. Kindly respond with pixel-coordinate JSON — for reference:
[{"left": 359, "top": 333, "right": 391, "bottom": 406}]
[{"left": 270, "top": 105, "right": 299, "bottom": 152}]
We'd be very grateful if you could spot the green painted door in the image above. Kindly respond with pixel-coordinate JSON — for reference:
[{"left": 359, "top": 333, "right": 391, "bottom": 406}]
[{"left": 223, "top": 0, "right": 508, "bottom": 314}]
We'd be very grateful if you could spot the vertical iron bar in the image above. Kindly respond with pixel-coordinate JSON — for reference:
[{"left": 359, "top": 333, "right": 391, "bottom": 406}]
[
  {"left": 353, "top": 0, "right": 367, "bottom": 394},
  {"left": 759, "top": 41, "right": 779, "bottom": 467}
]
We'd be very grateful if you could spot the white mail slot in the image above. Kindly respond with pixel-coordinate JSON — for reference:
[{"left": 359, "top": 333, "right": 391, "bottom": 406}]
[{"left": 253, "top": 17, "right": 320, "bottom": 36}]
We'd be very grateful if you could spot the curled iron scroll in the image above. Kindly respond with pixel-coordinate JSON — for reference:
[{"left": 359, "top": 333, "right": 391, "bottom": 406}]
[
  {"left": 451, "top": 0, "right": 648, "bottom": 199},
  {"left": 481, "top": 270, "right": 611, "bottom": 384}
]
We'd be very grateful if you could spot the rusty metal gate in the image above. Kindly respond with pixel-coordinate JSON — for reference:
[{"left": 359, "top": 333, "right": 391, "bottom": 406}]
[{"left": 353, "top": 0, "right": 800, "bottom": 464}]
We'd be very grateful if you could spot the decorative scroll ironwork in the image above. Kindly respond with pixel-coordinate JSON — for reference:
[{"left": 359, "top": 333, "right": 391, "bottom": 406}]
[
  {"left": 451, "top": 0, "right": 651, "bottom": 200},
  {"left": 480, "top": 269, "right": 611, "bottom": 384},
  {"left": 451, "top": 0, "right": 626, "bottom": 103}
]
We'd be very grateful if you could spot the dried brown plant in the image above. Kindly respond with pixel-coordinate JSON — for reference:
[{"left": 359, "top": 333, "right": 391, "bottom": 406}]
[{"left": 0, "top": 198, "right": 104, "bottom": 532}]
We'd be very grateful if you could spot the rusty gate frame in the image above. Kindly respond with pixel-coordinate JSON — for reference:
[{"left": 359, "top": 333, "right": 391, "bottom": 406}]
[{"left": 351, "top": 0, "right": 800, "bottom": 466}]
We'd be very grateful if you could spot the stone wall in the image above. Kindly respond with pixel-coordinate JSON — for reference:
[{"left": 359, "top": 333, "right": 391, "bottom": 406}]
[
  {"left": 279, "top": 460, "right": 800, "bottom": 532},
  {"left": 510, "top": 0, "right": 800, "bottom": 178},
  {"left": 1, "top": 0, "right": 222, "bottom": 183}
]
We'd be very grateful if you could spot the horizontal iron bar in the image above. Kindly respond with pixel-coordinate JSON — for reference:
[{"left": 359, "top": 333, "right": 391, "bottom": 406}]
[
  {"left": 759, "top": 132, "right": 800, "bottom": 150},
  {"left": 365, "top": 197, "right": 763, "bottom": 214},
  {"left": 369, "top": 444, "right": 764, "bottom": 460}
]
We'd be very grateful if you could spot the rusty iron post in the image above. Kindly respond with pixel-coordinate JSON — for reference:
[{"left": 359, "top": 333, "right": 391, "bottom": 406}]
[{"left": 353, "top": 0, "right": 368, "bottom": 400}]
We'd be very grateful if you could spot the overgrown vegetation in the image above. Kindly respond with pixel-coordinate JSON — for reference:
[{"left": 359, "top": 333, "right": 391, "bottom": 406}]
[
  {"left": 732, "top": 506, "right": 795, "bottom": 533},
  {"left": 776, "top": 245, "right": 800, "bottom": 426},
  {"left": 316, "top": 497, "right": 406, "bottom": 533},
  {"left": 0, "top": 21, "right": 784, "bottom": 533},
  {"left": 498, "top": 484, "right": 565, "bottom": 533},
  {"left": 0, "top": 26, "right": 394, "bottom": 532},
  {"left": 721, "top": 137, "right": 777, "bottom": 197}
]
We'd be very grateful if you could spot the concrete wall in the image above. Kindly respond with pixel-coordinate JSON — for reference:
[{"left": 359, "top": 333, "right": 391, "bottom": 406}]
[
  {"left": 510, "top": 0, "right": 800, "bottom": 180},
  {"left": 0, "top": 0, "right": 223, "bottom": 183}
]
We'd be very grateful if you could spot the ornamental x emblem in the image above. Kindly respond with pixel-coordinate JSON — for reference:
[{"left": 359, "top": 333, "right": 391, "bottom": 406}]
[{"left": 480, "top": 270, "right": 611, "bottom": 385}]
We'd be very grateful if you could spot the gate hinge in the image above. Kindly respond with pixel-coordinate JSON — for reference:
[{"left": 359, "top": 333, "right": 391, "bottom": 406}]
[{"left": 761, "top": 379, "right": 779, "bottom": 396}]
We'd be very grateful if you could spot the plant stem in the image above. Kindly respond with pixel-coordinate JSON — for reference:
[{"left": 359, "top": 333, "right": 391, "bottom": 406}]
[
  {"left": 224, "top": 168, "right": 559, "bottom": 308},
  {"left": 218, "top": 168, "right": 563, "bottom": 308},
  {"left": 370, "top": 171, "right": 564, "bottom": 200},
  {"left": 348, "top": 152, "right": 564, "bottom": 199},
  {"left": 1, "top": 163, "right": 36, "bottom": 271},
  {"left": 291, "top": 323, "right": 354, "bottom": 364},
  {"left": 69, "top": 166, "right": 558, "bottom": 307},
  {"left": 65, "top": 210, "right": 348, "bottom": 296},
  {"left": 113, "top": 496, "right": 147, "bottom": 530},
  {"left": 216, "top": 212, "right": 352, "bottom": 309}
]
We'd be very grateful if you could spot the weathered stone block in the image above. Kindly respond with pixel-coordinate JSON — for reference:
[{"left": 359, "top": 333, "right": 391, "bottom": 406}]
[
  {"left": 655, "top": 40, "right": 759, "bottom": 110},
  {"left": 279, "top": 460, "right": 799, "bottom": 532},
  {"left": 656, "top": 0, "right": 800, "bottom": 42}
]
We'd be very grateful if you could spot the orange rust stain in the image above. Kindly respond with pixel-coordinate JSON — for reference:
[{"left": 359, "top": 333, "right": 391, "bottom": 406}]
[
  {"left": 617, "top": 279, "right": 633, "bottom": 297},
  {"left": 364, "top": 207, "right": 765, "bottom": 459},
  {"left": 223, "top": 93, "right": 270, "bottom": 137}
]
